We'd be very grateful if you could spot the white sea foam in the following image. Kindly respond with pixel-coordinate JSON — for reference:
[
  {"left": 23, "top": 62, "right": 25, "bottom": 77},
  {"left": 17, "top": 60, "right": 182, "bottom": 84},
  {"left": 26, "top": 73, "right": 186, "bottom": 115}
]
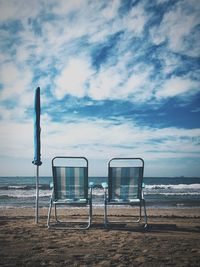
[
  {"left": 92, "top": 188, "right": 104, "bottom": 196},
  {"left": 145, "top": 192, "right": 200, "bottom": 196},
  {"left": 8, "top": 185, "right": 27, "bottom": 189},
  {"left": 145, "top": 183, "right": 200, "bottom": 190},
  {"left": 1, "top": 183, "right": 200, "bottom": 199},
  {"left": 0, "top": 189, "right": 51, "bottom": 198}
]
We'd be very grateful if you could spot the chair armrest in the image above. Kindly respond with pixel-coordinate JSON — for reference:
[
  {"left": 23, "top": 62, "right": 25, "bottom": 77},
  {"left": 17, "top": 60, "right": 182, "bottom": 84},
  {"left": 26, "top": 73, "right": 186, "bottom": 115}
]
[
  {"left": 50, "top": 182, "right": 53, "bottom": 189},
  {"left": 101, "top": 182, "right": 108, "bottom": 189},
  {"left": 141, "top": 183, "right": 146, "bottom": 199},
  {"left": 89, "top": 182, "right": 95, "bottom": 188}
]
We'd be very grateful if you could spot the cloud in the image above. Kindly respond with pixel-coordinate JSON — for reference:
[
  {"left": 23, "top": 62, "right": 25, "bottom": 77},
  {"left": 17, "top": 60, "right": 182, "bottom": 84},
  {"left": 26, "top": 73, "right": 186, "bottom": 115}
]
[
  {"left": 0, "top": 120, "right": 33, "bottom": 158},
  {"left": 0, "top": 105, "right": 199, "bottom": 176},
  {"left": 156, "top": 77, "right": 199, "bottom": 98},
  {"left": 102, "top": 0, "right": 121, "bottom": 19},
  {"left": 40, "top": 116, "right": 200, "bottom": 160},
  {"left": 0, "top": 0, "right": 42, "bottom": 22},
  {"left": 52, "top": 0, "right": 87, "bottom": 15},
  {"left": 1, "top": 0, "right": 198, "bottom": 106},
  {"left": 121, "top": 65, "right": 154, "bottom": 102},
  {"left": 54, "top": 57, "right": 94, "bottom": 99},
  {"left": 150, "top": 0, "right": 200, "bottom": 56},
  {"left": 88, "top": 64, "right": 122, "bottom": 100},
  {"left": 0, "top": 62, "right": 33, "bottom": 104},
  {"left": 123, "top": 2, "right": 149, "bottom": 36},
  {"left": 87, "top": 60, "right": 155, "bottom": 102},
  {"left": 1, "top": 114, "right": 198, "bottom": 176}
]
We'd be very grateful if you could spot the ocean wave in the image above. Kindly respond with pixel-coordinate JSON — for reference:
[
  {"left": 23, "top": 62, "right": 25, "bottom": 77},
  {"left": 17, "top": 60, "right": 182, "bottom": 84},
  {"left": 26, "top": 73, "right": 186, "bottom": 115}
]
[
  {"left": 1, "top": 183, "right": 200, "bottom": 200},
  {"left": 145, "top": 192, "right": 200, "bottom": 196},
  {"left": 2, "top": 183, "right": 200, "bottom": 191},
  {"left": 145, "top": 183, "right": 200, "bottom": 190},
  {"left": 92, "top": 188, "right": 104, "bottom": 196},
  {"left": 0, "top": 195, "right": 17, "bottom": 199},
  {"left": 0, "top": 184, "right": 50, "bottom": 190},
  {"left": 0, "top": 189, "right": 103, "bottom": 198},
  {"left": 0, "top": 189, "right": 51, "bottom": 198}
]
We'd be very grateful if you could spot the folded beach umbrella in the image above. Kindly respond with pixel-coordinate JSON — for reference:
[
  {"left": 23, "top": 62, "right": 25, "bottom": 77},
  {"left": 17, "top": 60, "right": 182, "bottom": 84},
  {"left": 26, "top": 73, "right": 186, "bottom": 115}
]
[{"left": 32, "top": 87, "right": 42, "bottom": 223}]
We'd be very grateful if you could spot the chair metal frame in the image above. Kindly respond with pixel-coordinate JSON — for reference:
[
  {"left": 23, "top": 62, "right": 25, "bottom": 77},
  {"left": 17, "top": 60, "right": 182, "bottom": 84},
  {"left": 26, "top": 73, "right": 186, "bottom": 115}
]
[
  {"left": 47, "top": 156, "right": 93, "bottom": 229},
  {"left": 102, "top": 158, "right": 148, "bottom": 229}
]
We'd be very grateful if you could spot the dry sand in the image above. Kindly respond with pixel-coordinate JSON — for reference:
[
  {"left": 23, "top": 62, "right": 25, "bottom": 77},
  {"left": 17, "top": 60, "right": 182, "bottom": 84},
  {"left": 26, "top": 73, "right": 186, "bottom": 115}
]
[{"left": 0, "top": 207, "right": 200, "bottom": 267}]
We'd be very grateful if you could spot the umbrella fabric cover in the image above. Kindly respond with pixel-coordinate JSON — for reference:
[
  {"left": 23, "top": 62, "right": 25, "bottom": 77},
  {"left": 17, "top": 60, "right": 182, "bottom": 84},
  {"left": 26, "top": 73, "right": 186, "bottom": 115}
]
[{"left": 32, "top": 87, "right": 42, "bottom": 166}]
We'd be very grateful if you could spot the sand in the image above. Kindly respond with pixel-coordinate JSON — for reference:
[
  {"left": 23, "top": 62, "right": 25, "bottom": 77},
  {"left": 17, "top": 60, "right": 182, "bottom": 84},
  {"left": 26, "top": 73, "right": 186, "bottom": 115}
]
[{"left": 0, "top": 207, "right": 200, "bottom": 267}]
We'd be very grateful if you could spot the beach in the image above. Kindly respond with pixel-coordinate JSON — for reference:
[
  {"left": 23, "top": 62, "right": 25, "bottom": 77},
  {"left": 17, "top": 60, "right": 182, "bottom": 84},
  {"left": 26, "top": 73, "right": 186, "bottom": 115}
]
[{"left": 0, "top": 207, "right": 200, "bottom": 267}]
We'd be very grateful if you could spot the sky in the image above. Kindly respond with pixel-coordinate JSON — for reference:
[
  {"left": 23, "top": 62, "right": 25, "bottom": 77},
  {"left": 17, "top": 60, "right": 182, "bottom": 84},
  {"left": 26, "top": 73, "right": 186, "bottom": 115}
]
[{"left": 0, "top": 0, "right": 200, "bottom": 177}]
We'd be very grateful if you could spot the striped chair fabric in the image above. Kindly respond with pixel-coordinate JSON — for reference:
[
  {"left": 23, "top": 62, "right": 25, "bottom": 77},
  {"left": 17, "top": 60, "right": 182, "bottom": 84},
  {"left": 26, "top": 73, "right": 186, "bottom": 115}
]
[
  {"left": 109, "top": 167, "right": 143, "bottom": 203},
  {"left": 53, "top": 166, "right": 88, "bottom": 203}
]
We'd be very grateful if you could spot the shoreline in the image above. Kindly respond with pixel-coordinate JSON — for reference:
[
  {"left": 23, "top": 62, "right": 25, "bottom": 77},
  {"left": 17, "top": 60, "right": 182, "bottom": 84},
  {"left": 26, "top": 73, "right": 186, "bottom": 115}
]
[
  {"left": 1, "top": 206, "right": 200, "bottom": 216},
  {"left": 0, "top": 207, "right": 200, "bottom": 266}
]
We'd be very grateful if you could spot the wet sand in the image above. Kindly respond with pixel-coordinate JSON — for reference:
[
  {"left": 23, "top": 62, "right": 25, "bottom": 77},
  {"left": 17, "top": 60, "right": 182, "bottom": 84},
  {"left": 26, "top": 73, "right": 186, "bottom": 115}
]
[{"left": 0, "top": 207, "right": 200, "bottom": 266}]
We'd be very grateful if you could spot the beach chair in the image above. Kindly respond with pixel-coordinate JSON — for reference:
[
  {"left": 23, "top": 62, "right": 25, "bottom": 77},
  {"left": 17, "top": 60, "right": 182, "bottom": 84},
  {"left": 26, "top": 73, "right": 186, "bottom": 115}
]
[
  {"left": 102, "top": 158, "right": 148, "bottom": 229},
  {"left": 47, "top": 156, "right": 94, "bottom": 229}
]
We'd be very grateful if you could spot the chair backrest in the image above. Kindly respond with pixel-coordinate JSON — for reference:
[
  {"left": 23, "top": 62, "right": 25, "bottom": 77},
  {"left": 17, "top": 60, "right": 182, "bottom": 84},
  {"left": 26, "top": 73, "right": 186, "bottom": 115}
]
[
  {"left": 52, "top": 157, "right": 88, "bottom": 203},
  {"left": 108, "top": 158, "right": 144, "bottom": 203}
]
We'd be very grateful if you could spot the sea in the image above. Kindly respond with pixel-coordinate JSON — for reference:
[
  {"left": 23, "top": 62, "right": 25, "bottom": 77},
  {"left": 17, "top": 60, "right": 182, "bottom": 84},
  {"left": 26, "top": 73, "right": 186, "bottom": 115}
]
[{"left": 0, "top": 176, "right": 200, "bottom": 209}]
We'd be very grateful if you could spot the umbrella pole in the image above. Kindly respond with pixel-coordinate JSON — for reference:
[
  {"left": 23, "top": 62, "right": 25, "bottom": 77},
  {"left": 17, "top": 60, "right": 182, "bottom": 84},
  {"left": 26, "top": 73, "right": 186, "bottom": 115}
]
[{"left": 35, "top": 165, "right": 39, "bottom": 223}]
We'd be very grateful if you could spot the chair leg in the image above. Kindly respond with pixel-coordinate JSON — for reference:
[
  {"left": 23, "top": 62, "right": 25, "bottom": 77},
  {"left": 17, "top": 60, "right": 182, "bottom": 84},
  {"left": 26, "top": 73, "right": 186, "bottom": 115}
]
[
  {"left": 88, "top": 197, "right": 92, "bottom": 227},
  {"left": 143, "top": 199, "right": 148, "bottom": 229},
  {"left": 129, "top": 202, "right": 141, "bottom": 223},
  {"left": 54, "top": 204, "right": 60, "bottom": 222},
  {"left": 134, "top": 203, "right": 142, "bottom": 223},
  {"left": 89, "top": 188, "right": 93, "bottom": 226},
  {"left": 104, "top": 203, "right": 107, "bottom": 226},
  {"left": 104, "top": 192, "right": 108, "bottom": 227},
  {"left": 47, "top": 198, "right": 53, "bottom": 228},
  {"left": 139, "top": 202, "right": 142, "bottom": 219},
  {"left": 48, "top": 202, "right": 92, "bottom": 230}
]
